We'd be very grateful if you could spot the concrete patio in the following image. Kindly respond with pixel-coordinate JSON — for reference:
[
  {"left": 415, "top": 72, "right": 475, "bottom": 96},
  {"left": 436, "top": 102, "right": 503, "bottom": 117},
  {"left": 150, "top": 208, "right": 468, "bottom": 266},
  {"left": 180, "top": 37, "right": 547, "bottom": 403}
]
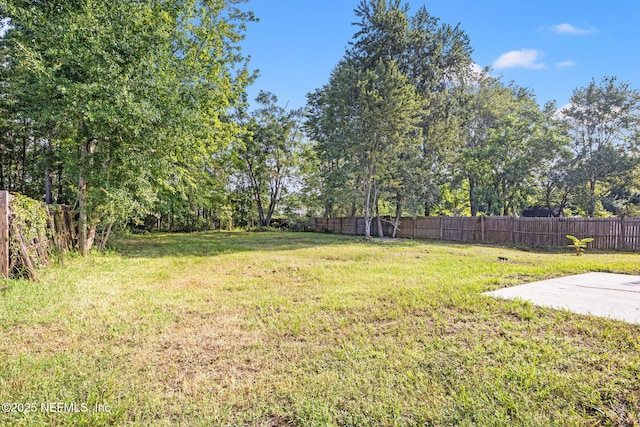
[{"left": 484, "top": 272, "right": 640, "bottom": 325}]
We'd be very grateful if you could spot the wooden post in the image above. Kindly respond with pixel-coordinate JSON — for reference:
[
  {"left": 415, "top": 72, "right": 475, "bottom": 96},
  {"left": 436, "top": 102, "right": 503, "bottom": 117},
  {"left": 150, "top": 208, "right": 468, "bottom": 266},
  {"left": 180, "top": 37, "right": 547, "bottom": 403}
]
[
  {"left": 413, "top": 217, "right": 417, "bottom": 239},
  {"left": 620, "top": 217, "right": 626, "bottom": 251},
  {"left": 481, "top": 215, "right": 485, "bottom": 242},
  {"left": 511, "top": 217, "right": 515, "bottom": 244},
  {"left": 0, "top": 190, "right": 10, "bottom": 278},
  {"left": 439, "top": 217, "right": 444, "bottom": 241}
]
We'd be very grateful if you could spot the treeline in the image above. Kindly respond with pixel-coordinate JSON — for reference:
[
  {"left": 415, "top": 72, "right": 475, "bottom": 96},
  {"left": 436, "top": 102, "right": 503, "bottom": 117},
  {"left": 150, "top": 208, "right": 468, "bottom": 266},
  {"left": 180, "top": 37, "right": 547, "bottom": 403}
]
[
  {"left": 0, "top": 0, "right": 258, "bottom": 253},
  {"left": 1, "top": 0, "right": 639, "bottom": 245},
  {"left": 304, "top": 0, "right": 640, "bottom": 237}
]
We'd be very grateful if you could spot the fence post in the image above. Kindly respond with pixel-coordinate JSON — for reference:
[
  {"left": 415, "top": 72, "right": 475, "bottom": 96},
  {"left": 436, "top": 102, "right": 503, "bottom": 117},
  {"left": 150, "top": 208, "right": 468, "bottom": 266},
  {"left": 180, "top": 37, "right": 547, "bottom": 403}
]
[
  {"left": 0, "top": 190, "right": 9, "bottom": 278},
  {"left": 620, "top": 217, "right": 626, "bottom": 251},
  {"left": 339, "top": 217, "right": 343, "bottom": 234},
  {"left": 439, "top": 217, "right": 444, "bottom": 240},
  {"left": 481, "top": 215, "right": 485, "bottom": 242},
  {"left": 511, "top": 217, "right": 515, "bottom": 244},
  {"left": 413, "top": 217, "right": 416, "bottom": 239}
]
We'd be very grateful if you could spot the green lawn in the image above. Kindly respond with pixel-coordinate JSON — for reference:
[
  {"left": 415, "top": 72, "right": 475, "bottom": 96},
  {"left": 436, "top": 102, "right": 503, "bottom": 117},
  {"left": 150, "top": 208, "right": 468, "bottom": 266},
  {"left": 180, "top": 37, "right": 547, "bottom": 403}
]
[{"left": 1, "top": 231, "right": 639, "bottom": 426}]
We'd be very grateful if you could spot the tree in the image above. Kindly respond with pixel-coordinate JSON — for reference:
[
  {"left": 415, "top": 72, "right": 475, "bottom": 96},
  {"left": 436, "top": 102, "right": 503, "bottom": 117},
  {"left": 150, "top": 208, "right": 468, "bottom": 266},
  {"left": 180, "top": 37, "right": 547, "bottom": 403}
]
[
  {"left": 306, "top": 0, "right": 472, "bottom": 235},
  {"left": 561, "top": 76, "right": 640, "bottom": 216},
  {"left": 350, "top": 0, "right": 473, "bottom": 220},
  {"left": 527, "top": 103, "right": 577, "bottom": 216},
  {"left": 1, "top": 0, "right": 254, "bottom": 251},
  {"left": 307, "top": 59, "right": 422, "bottom": 238},
  {"left": 455, "top": 72, "right": 509, "bottom": 216},
  {"left": 306, "top": 80, "right": 363, "bottom": 218},
  {"left": 456, "top": 72, "right": 565, "bottom": 216},
  {"left": 234, "top": 91, "right": 303, "bottom": 227}
]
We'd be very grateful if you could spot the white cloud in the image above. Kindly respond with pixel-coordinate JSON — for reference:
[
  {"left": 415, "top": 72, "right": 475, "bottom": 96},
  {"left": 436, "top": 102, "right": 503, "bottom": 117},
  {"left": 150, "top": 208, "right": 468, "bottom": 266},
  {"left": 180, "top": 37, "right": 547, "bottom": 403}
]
[
  {"left": 492, "top": 49, "right": 545, "bottom": 70},
  {"left": 552, "top": 23, "right": 596, "bottom": 35},
  {"left": 557, "top": 60, "right": 575, "bottom": 68}
]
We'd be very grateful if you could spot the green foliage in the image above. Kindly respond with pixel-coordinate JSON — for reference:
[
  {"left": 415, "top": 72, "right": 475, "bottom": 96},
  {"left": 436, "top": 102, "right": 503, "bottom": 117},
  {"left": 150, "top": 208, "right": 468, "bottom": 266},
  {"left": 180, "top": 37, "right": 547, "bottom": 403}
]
[
  {"left": 308, "top": 58, "right": 423, "bottom": 237},
  {"left": 455, "top": 72, "right": 569, "bottom": 216},
  {"left": 233, "top": 91, "right": 304, "bottom": 227},
  {"left": 566, "top": 234, "right": 595, "bottom": 256},
  {"left": 563, "top": 76, "right": 640, "bottom": 217},
  {"left": 305, "top": 0, "right": 483, "bottom": 228},
  {"left": 8, "top": 193, "right": 51, "bottom": 277},
  {"left": 1, "top": 0, "right": 255, "bottom": 250},
  {"left": 9, "top": 194, "right": 49, "bottom": 244},
  {"left": 217, "top": 205, "right": 234, "bottom": 231}
]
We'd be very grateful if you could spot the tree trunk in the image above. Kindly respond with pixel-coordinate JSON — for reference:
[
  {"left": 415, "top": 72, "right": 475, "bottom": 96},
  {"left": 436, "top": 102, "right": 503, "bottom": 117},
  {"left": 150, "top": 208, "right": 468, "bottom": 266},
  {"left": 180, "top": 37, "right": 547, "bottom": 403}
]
[
  {"left": 56, "top": 160, "right": 63, "bottom": 204},
  {"left": 87, "top": 216, "right": 99, "bottom": 252},
  {"left": 45, "top": 169, "right": 52, "bottom": 204},
  {"left": 469, "top": 176, "right": 478, "bottom": 217},
  {"left": 77, "top": 137, "right": 95, "bottom": 256},
  {"left": 98, "top": 222, "right": 114, "bottom": 251},
  {"left": 253, "top": 185, "right": 267, "bottom": 226},
  {"left": 392, "top": 194, "right": 402, "bottom": 238},
  {"left": 245, "top": 159, "right": 267, "bottom": 226},
  {"left": 374, "top": 185, "right": 384, "bottom": 238},
  {"left": 588, "top": 178, "right": 597, "bottom": 217},
  {"left": 45, "top": 141, "right": 53, "bottom": 204},
  {"left": 21, "top": 135, "right": 27, "bottom": 193},
  {"left": 363, "top": 178, "right": 372, "bottom": 239},
  {"left": 77, "top": 170, "right": 88, "bottom": 255},
  {"left": 265, "top": 184, "right": 279, "bottom": 227},
  {"left": 0, "top": 146, "right": 5, "bottom": 189}
]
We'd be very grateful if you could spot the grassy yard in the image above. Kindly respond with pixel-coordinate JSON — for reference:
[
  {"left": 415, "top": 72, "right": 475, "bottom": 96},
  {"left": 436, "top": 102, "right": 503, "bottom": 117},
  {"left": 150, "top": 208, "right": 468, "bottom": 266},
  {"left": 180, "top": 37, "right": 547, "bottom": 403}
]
[{"left": 0, "top": 231, "right": 639, "bottom": 426}]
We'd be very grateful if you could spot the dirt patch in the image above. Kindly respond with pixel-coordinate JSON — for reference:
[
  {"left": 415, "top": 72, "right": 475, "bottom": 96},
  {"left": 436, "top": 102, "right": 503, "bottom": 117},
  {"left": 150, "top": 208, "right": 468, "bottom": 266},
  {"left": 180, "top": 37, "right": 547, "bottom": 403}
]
[
  {"left": 0, "top": 323, "right": 74, "bottom": 356},
  {"left": 129, "top": 310, "right": 270, "bottom": 395}
]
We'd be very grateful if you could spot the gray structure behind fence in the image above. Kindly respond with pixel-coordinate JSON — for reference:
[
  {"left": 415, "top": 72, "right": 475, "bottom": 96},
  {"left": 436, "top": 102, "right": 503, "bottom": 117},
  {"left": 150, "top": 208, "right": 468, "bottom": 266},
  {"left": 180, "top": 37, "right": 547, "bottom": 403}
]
[{"left": 308, "top": 216, "right": 640, "bottom": 250}]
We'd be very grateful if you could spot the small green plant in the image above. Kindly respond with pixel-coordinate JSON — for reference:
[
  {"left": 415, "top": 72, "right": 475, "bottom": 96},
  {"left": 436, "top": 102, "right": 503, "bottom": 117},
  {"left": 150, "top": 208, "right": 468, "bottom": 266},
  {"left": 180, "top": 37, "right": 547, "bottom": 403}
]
[{"left": 566, "top": 235, "right": 594, "bottom": 256}]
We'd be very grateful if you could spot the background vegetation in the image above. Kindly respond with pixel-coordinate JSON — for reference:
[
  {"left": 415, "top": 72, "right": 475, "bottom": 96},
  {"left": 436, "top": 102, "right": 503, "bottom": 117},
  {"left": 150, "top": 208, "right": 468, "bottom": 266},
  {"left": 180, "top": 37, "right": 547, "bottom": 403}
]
[{"left": 0, "top": 0, "right": 639, "bottom": 244}]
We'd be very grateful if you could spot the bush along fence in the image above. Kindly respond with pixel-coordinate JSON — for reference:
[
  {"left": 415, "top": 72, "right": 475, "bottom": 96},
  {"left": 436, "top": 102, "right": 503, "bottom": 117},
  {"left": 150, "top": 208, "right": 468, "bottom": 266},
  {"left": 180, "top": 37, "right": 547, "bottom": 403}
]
[
  {"left": 307, "top": 216, "right": 640, "bottom": 251},
  {"left": 0, "top": 190, "right": 76, "bottom": 280}
]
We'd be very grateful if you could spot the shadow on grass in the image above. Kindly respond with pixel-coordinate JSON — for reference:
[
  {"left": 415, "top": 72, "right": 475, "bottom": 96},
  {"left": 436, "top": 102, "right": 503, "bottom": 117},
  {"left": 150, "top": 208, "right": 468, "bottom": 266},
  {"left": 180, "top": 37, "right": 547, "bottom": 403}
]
[
  {"left": 112, "top": 231, "right": 372, "bottom": 258},
  {"left": 113, "top": 231, "right": 588, "bottom": 259}
]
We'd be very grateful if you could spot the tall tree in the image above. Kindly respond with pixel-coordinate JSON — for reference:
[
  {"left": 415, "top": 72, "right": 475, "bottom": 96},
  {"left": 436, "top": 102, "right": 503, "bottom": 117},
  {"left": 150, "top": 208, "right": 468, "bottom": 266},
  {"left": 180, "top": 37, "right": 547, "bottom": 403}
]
[
  {"left": 456, "top": 72, "right": 564, "bottom": 216},
  {"left": 531, "top": 105, "right": 575, "bottom": 216},
  {"left": 350, "top": 0, "right": 473, "bottom": 219},
  {"left": 561, "top": 76, "right": 640, "bottom": 216},
  {"left": 234, "top": 91, "right": 303, "bottom": 227},
  {"left": 306, "top": 0, "right": 472, "bottom": 234},
  {"left": 455, "top": 72, "right": 509, "bottom": 216},
  {"left": 307, "top": 59, "right": 422, "bottom": 238}
]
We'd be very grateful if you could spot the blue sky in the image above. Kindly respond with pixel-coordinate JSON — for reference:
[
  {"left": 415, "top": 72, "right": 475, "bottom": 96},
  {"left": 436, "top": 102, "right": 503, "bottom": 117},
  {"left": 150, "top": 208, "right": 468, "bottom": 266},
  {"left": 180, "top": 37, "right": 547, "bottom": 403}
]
[{"left": 240, "top": 1, "right": 639, "bottom": 110}]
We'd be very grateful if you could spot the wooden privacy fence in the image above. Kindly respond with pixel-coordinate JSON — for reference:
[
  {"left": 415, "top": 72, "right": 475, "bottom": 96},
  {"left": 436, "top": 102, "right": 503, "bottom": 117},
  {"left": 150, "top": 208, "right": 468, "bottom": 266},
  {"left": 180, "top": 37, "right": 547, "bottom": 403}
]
[{"left": 308, "top": 216, "right": 640, "bottom": 251}]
